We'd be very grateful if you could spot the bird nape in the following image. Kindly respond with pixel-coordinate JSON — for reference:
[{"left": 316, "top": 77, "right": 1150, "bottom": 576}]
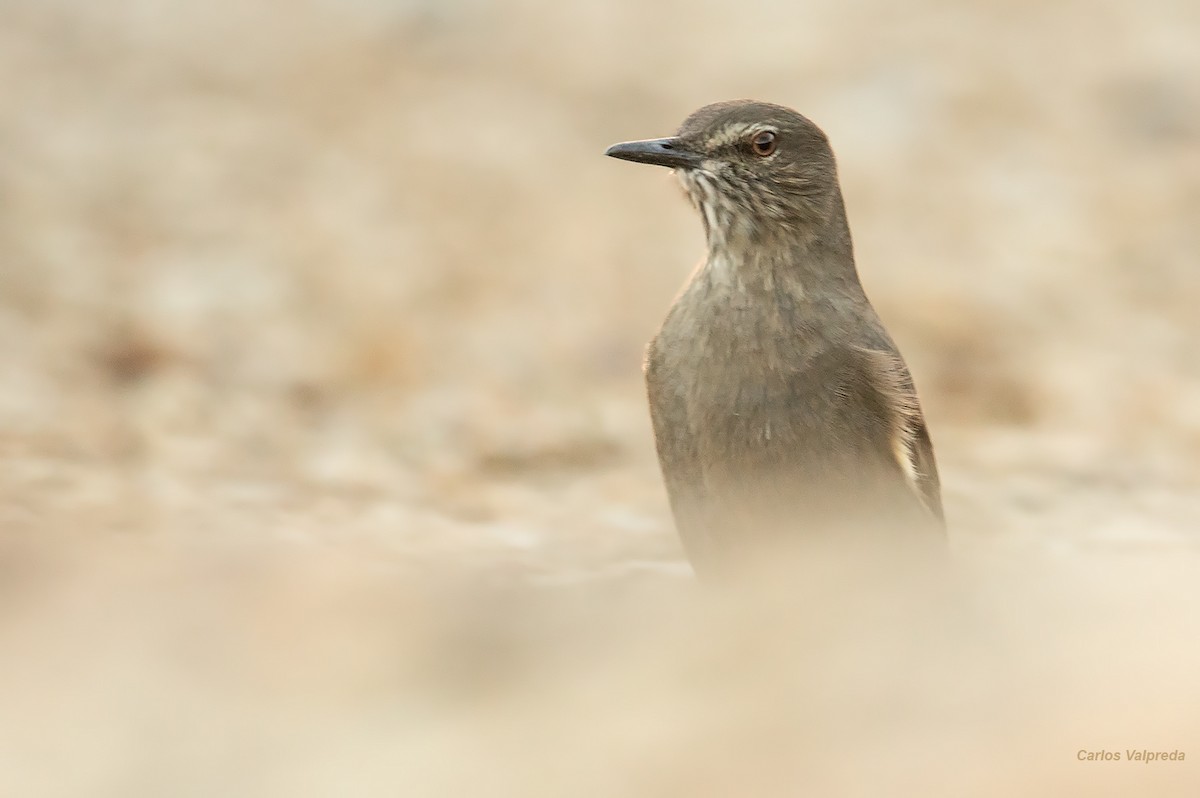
[{"left": 607, "top": 100, "right": 943, "bottom": 581}]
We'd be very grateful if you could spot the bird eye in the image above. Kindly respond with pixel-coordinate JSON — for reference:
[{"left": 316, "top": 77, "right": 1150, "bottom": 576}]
[{"left": 750, "top": 130, "right": 777, "bottom": 156}]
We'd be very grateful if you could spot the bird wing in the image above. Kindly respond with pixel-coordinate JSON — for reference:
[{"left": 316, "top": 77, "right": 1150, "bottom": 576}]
[{"left": 850, "top": 346, "right": 944, "bottom": 526}]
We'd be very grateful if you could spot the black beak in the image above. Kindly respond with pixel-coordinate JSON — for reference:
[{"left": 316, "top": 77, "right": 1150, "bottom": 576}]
[{"left": 604, "top": 137, "right": 703, "bottom": 169}]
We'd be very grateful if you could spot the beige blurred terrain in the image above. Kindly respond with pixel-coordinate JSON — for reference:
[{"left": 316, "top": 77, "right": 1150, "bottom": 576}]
[{"left": 2, "top": 0, "right": 1200, "bottom": 794}]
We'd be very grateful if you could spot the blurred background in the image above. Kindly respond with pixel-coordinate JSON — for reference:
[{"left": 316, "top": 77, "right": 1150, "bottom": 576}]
[{"left": 1, "top": 0, "right": 1199, "bottom": 794}]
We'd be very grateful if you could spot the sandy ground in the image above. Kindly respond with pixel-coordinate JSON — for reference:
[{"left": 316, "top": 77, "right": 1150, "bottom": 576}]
[{"left": 2, "top": 0, "right": 1200, "bottom": 794}]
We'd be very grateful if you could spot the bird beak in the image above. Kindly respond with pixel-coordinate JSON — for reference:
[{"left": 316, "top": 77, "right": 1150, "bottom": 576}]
[{"left": 604, "top": 137, "right": 703, "bottom": 169}]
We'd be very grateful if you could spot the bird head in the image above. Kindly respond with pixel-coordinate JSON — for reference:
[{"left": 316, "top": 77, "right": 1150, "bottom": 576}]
[{"left": 606, "top": 100, "right": 842, "bottom": 247}]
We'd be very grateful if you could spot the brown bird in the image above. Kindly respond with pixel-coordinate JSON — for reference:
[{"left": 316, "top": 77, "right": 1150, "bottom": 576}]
[{"left": 606, "top": 100, "right": 943, "bottom": 578}]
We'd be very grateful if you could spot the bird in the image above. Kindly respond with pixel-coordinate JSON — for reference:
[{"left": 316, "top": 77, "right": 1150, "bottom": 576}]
[{"left": 605, "top": 100, "right": 943, "bottom": 578}]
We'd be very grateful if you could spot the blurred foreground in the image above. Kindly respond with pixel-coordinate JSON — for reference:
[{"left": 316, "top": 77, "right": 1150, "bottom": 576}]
[
  {"left": 2, "top": 0, "right": 1199, "bottom": 794},
  {"left": 2, "top": 536, "right": 1199, "bottom": 796}
]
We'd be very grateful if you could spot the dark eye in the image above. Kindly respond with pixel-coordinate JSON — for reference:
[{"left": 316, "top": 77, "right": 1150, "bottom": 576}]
[{"left": 750, "top": 130, "right": 777, "bottom": 156}]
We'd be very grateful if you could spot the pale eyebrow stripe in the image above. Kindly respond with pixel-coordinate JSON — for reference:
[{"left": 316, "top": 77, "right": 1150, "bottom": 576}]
[{"left": 706, "top": 123, "right": 770, "bottom": 149}]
